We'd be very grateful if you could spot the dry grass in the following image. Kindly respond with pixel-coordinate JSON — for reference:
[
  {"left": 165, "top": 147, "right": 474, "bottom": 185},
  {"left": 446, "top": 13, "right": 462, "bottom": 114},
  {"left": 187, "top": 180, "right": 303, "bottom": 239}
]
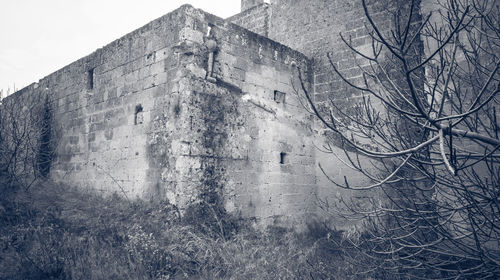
[{"left": 0, "top": 179, "right": 370, "bottom": 280}]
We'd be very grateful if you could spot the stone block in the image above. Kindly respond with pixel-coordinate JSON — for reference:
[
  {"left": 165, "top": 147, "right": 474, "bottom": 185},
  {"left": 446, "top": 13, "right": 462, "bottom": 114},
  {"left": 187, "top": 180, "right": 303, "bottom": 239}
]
[{"left": 179, "top": 27, "right": 204, "bottom": 44}]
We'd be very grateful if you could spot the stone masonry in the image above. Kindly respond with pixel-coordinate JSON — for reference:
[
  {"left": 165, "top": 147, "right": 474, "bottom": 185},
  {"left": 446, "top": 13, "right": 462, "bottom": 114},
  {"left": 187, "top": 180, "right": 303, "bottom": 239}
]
[
  {"left": 6, "top": 0, "right": 427, "bottom": 228},
  {"left": 231, "top": 0, "right": 418, "bottom": 226},
  {"left": 7, "top": 4, "right": 315, "bottom": 227}
]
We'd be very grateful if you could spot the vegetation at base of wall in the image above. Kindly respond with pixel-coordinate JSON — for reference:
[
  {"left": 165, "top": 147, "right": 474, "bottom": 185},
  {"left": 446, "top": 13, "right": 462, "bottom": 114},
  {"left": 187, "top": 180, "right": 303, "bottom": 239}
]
[
  {"left": 0, "top": 178, "right": 388, "bottom": 280},
  {"left": 0, "top": 90, "right": 57, "bottom": 189}
]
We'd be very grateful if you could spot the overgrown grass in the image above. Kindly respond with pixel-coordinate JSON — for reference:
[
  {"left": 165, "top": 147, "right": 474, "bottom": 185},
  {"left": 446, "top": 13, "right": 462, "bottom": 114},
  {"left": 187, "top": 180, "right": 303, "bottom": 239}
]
[{"left": 0, "top": 179, "right": 371, "bottom": 280}]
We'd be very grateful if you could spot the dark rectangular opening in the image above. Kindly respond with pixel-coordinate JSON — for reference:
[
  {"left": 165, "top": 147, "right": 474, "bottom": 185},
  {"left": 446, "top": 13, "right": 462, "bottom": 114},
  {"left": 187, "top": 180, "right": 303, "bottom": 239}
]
[
  {"left": 280, "top": 152, "right": 287, "bottom": 164},
  {"left": 274, "top": 90, "right": 286, "bottom": 103},
  {"left": 134, "top": 104, "right": 143, "bottom": 125},
  {"left": 88, "top": 68, "right": 94, "bottom": 90}
]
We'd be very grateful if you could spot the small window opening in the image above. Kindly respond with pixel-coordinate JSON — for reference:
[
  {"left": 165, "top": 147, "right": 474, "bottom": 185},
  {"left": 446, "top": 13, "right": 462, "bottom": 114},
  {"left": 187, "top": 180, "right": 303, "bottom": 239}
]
[
  {"left": 88, "top": 68, "right": 94, "bottom": 90},
  {"left": 134, "top": 104, "right": 143, "bottom": 125},
  {"left": 280, "top": 152, "right": 287, "bottom": 164},
  {"left": 274, "top": 90, "right": 286, "bottom": 103}
]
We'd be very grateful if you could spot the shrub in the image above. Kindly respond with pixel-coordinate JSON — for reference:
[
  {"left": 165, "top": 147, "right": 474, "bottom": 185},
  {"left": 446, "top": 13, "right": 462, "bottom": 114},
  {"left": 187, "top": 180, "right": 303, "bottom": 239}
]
[{"left": 0, "top": 179, "right": 374, "bottom": 279}]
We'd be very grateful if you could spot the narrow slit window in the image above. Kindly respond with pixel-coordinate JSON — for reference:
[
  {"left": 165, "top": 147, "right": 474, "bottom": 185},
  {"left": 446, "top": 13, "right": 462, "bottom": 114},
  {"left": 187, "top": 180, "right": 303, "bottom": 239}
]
[
  {"left": 88, "top": 68, "right": 94, "bottom": 90},
  {"left": 280, "top": 152, "right": 287, "bottom": 164}
]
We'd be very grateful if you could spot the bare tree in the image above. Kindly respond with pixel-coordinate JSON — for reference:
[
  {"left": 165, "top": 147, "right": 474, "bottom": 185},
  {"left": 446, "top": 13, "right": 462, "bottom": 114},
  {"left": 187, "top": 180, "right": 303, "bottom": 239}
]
[
  {"left": 296, "top": 0, "right": 499, "bottom": 278},
  {"left": 0, "top": 89, "right": 56, "bottom": 189}
]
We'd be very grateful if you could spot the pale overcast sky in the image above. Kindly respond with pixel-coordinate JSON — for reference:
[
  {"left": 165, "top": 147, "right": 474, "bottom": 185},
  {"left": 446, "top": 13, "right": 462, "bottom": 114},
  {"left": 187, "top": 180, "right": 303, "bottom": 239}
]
[{"left": 0, "top": 0, "right": 241, "bottom": 96}]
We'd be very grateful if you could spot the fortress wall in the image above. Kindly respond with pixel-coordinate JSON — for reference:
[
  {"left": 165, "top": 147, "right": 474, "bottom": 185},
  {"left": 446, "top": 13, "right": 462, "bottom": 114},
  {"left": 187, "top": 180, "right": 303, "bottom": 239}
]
[
  {"left": 51, "top": 8, "right": 189, "bottom": 198},
  {"left": 229, "top": 0, "right": 418, "bottom": 227},
  {"left": 5, "top": 1, "right": 421, "bottom": 228},
  {"left": 261, "top": 0, "right": 399, "bottom": 110},
  {"left": 212, "top": 15, "right": 316, "bottom": 226},
  {"left": 240, "top": 0, "right": 266, "bottom": 12},
  {"left": 0, "top": 84, "right": 51, "bottom": 186},
  {"left": 227, "top": 3, "right": 270, "bottom": 37},
  {"left": 5, "top": 5, "right": 316, "bottom": 226},
  {"left": 230, "top": 0, "right": 413, "bottom": 122},
  {"left": 268, "top": 0, "right": 419, "bottom": 227},
  {"left": 163, "top": 8, "right": 316, "bottom": 226},
  {"left": 6, "top": 6, "right": 188, "bottom": 197}
]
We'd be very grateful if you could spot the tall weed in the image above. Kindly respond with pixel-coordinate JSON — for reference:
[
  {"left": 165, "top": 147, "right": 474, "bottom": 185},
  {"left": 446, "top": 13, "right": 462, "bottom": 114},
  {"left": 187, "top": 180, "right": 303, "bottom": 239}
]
[{"left": 0, "top": 180, "right": 370, "bottom": 279}]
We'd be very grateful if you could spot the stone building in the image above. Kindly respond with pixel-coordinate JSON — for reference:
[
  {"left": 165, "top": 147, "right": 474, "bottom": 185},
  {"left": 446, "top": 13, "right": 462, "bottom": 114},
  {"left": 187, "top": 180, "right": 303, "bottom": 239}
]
[{"left": 5, "top": 0, "right": 423, "bottom": 228}]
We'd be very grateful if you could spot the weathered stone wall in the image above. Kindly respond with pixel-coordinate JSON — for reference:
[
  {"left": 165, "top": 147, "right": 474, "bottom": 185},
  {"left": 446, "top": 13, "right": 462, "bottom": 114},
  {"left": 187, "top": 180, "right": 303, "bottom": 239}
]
[
  {"left": 6, "top": 5, "right": 316, "bottom": 227},
  {"left": 0, "top": 85, "right": 51, "bottom": 186},
  {"left": 205, "top": 13, "right": 316, "bottom": 226},
  {"left": 43, "top": 7, "right": 186, "bottom": 198},
  {"left": 229, "top": 0, "right": 417, "bottom": 227},
  {"left": 163, "top": 8, "right": 316, "bottom": 226},
  {"left": 228, "top": 3, "right": 270, "bottom": 37},
  {"left": 6, "top": 0, "right": 426, "bottom": 229},
  {"left": 232, "top": 0, "right": 403, "bottom": 99},
  {"left": 240, "top": 0, "right": 266, "bottom": 12}
]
